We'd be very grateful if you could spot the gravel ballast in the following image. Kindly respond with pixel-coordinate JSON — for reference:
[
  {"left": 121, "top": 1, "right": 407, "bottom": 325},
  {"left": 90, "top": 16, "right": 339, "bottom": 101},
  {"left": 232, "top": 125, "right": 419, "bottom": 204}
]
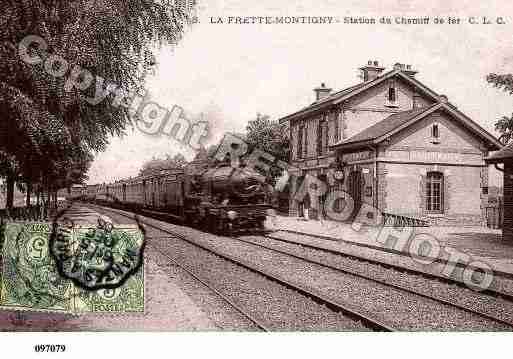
[
  {"left": 91, "top": 205, "right": 511, "bottom": 331},
  {"left": 242, "top": 235, "right": 513, "bottom": 327},
  {"left": 271, "top": 230, "right": 513, "bottom": 295},
  {"left": 149, "top": 246, "right": 261, "bottom": 331},
  {"left": 94, "top": 206, "right": 368, "bottom": 331}
]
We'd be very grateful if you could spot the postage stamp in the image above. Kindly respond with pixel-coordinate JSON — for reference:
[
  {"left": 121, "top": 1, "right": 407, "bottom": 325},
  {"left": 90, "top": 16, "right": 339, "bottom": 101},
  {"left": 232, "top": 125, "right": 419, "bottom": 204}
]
[
  {"left": 0, "top": 221, "right": 145, "bottom": 314},
  {"left": 0, "top": 222, "right": 74, "bottom": 312},
  {"left": 74, "top": 267, "right": 145, "bottom": 313},
  {"left": 50, "top": 217, "right": 145, "bottom": 291}
]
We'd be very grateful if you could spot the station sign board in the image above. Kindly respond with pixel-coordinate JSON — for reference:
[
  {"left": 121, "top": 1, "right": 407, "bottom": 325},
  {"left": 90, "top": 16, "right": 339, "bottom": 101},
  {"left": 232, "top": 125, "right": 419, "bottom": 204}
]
[{"left": 341, "top": 150, "right": 373, "bottom": 163}]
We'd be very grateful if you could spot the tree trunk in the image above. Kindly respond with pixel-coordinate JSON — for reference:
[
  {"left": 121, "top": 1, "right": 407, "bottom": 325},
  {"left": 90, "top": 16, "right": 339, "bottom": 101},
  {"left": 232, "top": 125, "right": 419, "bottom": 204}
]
[
  {"left": 52, "top": 190, "right": 57, "bottom": 209},
  {"left": 26, "top": 182, "right": 32, "bottom": 207},
  {"left": 5, "top": 174, "right": 15, "bottom": 210},
  {"left": 43, "top": 188, "right": 48, "bottom": 212}
]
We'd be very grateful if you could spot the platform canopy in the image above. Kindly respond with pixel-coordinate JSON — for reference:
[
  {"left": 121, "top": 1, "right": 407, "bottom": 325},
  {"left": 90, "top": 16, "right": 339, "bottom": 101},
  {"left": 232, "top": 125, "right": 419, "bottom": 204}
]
[{"left": 486, "top": 141, "right": 513, "bottom": 164}]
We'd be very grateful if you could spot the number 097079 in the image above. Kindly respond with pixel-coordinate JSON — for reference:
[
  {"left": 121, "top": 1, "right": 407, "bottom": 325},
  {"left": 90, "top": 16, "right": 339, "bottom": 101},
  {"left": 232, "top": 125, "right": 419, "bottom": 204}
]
[{"left": 34, "top": 344, "right": 66, "bottom": 353}]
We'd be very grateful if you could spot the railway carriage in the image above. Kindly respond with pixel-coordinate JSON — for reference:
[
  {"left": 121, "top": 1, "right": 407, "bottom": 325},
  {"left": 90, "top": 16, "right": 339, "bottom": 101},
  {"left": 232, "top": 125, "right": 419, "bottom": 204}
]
[
  {"left": 159, "top": 169, "right": 185, "bottom": 216},
  {"left": 86, "top": 184, "right": 99, "bottom": 197},
  {"left": 124, "top": 179, "right": 139, "bottom": 205},
  {"left": 108, "top": 181, "right": 124, "bottom": 202},
  {"left": 68, "top": 185, "right": 87, "bottom": 198},
  {"left": 81, "top": 159, "right": 273, "bottom": 235},
  {"left": 124, "top": 179, "right": 136, "bottom": 204}
]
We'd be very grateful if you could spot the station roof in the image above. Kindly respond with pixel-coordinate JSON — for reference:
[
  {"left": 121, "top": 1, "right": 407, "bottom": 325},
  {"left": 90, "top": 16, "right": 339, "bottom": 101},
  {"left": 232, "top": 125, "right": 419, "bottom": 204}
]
[
  {"left": 278, "top": 69, "right": 441, "bottom": 124},
  {"left": 330, "top": 102, "right": 502, "bottom": 152},
  {"left": 332, "top": 106, "right": 432, "bottom": 149}
]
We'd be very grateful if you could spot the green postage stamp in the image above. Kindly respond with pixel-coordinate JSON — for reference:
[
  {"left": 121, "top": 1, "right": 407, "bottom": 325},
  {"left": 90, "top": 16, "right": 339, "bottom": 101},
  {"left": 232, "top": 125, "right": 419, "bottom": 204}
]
[{"left": 0, "top": 222, "right": 144, "bottom": 314}]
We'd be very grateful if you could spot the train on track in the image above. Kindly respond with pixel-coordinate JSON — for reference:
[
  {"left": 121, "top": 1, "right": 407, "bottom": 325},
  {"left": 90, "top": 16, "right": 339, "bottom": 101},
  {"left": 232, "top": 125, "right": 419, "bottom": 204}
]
[{"left": 69, "top": 159, "right": 275, "bottom": 235}]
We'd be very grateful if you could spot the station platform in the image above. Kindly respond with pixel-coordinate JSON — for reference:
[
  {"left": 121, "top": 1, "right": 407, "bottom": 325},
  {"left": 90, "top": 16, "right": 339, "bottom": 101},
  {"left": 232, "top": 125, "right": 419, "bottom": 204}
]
[
  {"left": 0, "top": 204, "right": 222, "bottom": 331},
  {"left": 265, "top": 215, "right": 513, "bottom": 277},
  {"left": 56, "top": 205, "right": 108, "bottom": 225},
  {"left": 0, "top": 257, "right": 218, "bottom": 331}
]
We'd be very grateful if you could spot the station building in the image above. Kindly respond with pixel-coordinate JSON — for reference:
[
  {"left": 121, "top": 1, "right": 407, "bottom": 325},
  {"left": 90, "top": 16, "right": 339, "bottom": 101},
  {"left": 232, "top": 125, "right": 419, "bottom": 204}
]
[{"left": 279, "top": 61, "right": 502, "bottom": 226}]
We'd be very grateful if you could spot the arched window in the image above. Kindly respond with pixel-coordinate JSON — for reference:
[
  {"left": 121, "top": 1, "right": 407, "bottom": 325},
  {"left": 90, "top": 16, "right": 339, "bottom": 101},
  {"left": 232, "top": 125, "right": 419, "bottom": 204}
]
[{"left": 426, "top": 172, "right": 444, "bottom": 213}]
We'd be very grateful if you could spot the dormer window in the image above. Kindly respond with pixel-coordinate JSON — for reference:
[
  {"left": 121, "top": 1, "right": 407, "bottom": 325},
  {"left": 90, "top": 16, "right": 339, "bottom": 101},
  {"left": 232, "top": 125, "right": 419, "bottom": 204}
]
[
  {"left": 385, "top": 82, "right": 398, "bottom": 107},
  {"left": 432, "top": 124, "right": 439, "bottom": 138},
  {"left": 388, "top": 87, "right": 396, "bottom": 103},
  {"left": 431, "top": 123, "right": 440, "bottom": 144}
]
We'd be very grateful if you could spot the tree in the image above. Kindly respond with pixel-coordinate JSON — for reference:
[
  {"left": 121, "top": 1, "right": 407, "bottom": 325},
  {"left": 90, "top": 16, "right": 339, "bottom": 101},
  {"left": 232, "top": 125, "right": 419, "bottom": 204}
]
[
  {"left": 168, "top": 153, "right": 187, "bottom": 168},
  {"left": 139, "top": 153, "right": 188, "bottom": 176},
  {"left": 0, "top": 80, "right": 72, "bottom": 208},
  {"left": 487, "top": 73, "right": 513, "bottom": 144},
  {"left": 0, "top": 1, "right": 195, "bottom": 208},
  {"left": 243, "top": 113, "right": 290, "bottom": 187},
  {"left": 245, "top": 113, "right": 289, "bottom": 161}
]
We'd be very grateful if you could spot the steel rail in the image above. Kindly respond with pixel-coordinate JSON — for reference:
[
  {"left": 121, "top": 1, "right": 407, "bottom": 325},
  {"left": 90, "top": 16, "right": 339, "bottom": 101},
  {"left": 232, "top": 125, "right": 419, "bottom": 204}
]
[
  {"left": 232, "top": 235, "right": 513, "bottom": 329},
  {"left": 148, "top": 244, "right": 270, "bottom": 332},
  {"left": 265, "top": 232, "right": 513, "bottom": 302},
  {"left": 277, "top": 228, "right": 513, "bottom": 281},
  {"left": 92, "top": 204, "right": 396, "bottom": 331}
]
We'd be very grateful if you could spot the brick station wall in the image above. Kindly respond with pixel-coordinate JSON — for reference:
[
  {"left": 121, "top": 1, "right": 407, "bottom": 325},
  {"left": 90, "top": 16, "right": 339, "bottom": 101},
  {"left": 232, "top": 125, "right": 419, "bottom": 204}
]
[
  {"left": 288, "top": 160, "right": 486, "bottom": 226},
  {"left": 377, "top": 162, "right": 485, "bottom": 226}
]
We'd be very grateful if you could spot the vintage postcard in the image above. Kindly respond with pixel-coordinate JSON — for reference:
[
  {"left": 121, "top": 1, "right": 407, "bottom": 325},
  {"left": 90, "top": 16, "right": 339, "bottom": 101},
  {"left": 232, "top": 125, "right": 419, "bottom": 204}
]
[{"left": 1, "top": 0, "right": 513, "bottom": 357}]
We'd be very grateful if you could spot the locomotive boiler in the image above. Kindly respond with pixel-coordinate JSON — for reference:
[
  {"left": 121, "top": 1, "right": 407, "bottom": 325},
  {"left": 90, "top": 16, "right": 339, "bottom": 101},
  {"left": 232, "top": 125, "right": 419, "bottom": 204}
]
[{"left": 183, "top": 161, "right": 273, "bottom": 234}]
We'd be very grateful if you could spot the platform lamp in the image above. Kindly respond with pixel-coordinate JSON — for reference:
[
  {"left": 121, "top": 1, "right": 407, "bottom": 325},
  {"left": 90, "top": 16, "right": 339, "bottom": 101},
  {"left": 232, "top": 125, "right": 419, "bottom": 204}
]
[{"left": 331, "top": 157, "right": 346, "bottom": 183}]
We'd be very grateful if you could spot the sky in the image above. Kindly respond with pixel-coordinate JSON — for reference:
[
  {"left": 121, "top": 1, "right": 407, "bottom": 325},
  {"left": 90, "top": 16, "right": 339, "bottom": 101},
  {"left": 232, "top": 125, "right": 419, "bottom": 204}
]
[{"left": 86, "top": 0, "right": 513, "bottom": 185}]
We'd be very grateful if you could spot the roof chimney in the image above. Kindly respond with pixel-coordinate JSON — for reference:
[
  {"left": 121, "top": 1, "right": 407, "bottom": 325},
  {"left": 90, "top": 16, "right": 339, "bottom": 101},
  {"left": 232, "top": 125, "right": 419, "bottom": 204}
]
[
  {"left": 314, "top": 83, "right": 332, "bottom": 101},
  {"left": 394, "top": 62, "right": 418, "bottom": 77},
  {"left": 359, "top": 60, "right": 385, "bottom": 82}
]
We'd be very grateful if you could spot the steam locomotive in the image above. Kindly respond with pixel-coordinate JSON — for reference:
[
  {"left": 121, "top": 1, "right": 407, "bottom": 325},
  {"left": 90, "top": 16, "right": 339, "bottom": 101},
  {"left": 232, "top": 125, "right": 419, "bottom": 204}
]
[{"left": 71, "top": 159, "right": 274, "bottom": 235}]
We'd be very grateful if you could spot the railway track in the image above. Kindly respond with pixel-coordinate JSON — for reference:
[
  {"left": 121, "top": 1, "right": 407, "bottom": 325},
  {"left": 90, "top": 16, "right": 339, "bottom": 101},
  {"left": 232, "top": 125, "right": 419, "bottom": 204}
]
[
  {"left": 239, "top": 234, "right": 513, "bottom": 328},
  {"left": 147, "top": 244, "right": 270, "bottom": 331},
  {"left": 86, "top": 203, "right": 513, "bottom": 330},
  {"left": 265, "top": 231, "right": 513, "bottom": 300},
  {"left": 89, "top": 204, "right": 394, "bottom": 331},
  {"left": 276, "top": 228, "right": 513, "bottom": 282}
]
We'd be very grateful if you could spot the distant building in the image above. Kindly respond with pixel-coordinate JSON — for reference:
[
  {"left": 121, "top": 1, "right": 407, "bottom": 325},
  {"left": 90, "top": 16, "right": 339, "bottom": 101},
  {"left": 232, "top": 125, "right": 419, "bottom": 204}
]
[{"left": 279, "top": 61, "right": 502, "bottom": 225}]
